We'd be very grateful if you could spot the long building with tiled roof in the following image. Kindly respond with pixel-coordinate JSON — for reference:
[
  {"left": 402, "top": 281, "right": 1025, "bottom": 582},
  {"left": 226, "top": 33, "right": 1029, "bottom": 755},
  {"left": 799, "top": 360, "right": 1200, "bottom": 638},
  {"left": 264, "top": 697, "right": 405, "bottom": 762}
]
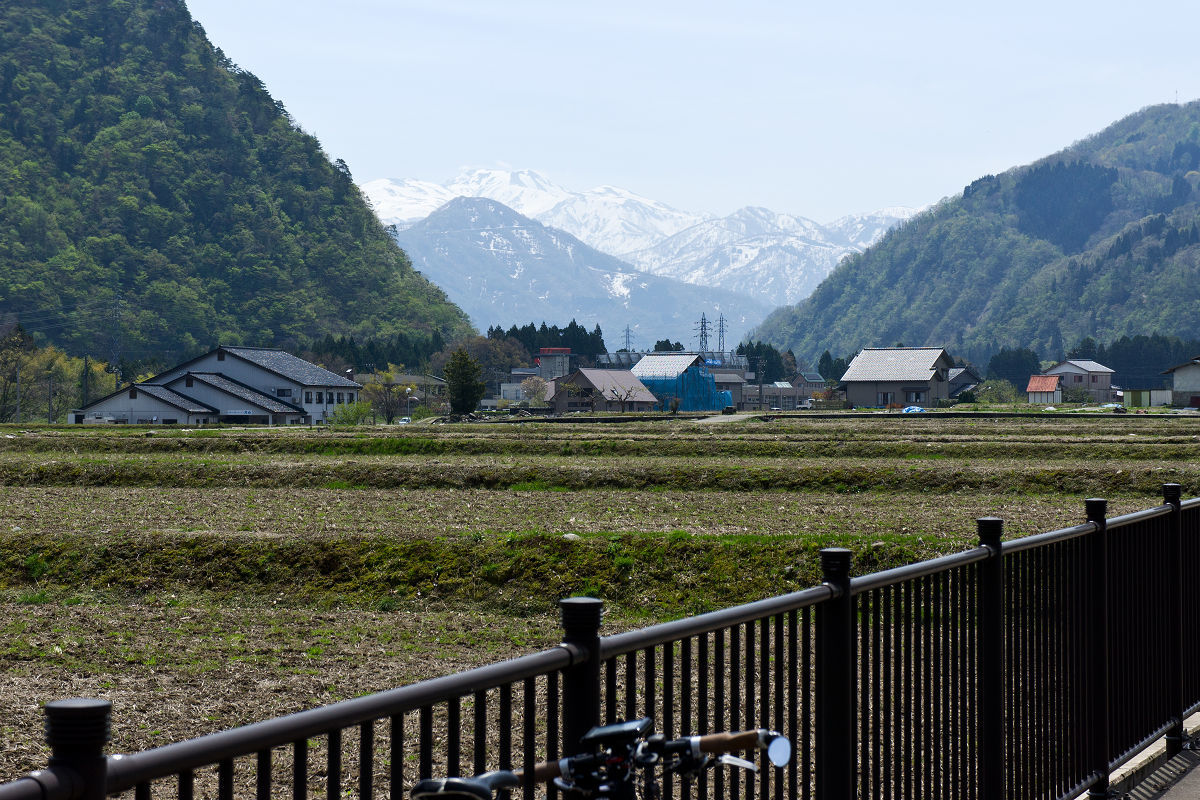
[{"left": 71, "top": 346, "right": 361, "bottom": 426}]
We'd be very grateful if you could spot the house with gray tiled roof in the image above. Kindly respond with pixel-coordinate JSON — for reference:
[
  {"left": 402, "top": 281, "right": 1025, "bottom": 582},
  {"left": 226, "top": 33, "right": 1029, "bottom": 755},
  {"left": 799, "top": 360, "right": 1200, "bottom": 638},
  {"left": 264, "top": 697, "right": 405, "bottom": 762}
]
[
  {"left": 71, "top": 346, "right": 361, "bottom": 425},
  {"left": 839, "top": 347, "right": 955, "bottom": 408},
  {"left": 550, "top": 368, "right": 657, "bottom": 413},
  {"left": 1042, "top": 359, "right": 1116, "bottom": 403}
]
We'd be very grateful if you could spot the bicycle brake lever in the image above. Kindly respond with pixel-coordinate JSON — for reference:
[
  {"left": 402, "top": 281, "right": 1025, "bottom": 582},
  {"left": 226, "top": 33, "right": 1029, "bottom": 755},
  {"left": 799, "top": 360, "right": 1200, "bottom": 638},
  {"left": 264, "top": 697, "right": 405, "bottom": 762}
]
[{"left": 717, "top": 754, "right": 758, "bottom": 772}]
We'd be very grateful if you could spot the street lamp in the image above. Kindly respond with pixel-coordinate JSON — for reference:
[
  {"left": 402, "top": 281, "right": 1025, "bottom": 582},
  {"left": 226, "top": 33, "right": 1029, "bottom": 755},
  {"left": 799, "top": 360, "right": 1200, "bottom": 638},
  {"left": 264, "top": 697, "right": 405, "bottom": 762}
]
[{"left": 406, "top": 387, "right": 412, "bottom": 419}]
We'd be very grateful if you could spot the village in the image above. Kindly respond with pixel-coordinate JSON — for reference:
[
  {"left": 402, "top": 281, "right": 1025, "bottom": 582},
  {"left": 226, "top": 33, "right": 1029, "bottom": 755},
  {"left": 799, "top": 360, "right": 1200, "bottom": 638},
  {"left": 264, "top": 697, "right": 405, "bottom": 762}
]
[{"left": 66, "top": 342, "right": 1200, "bottom": 426}]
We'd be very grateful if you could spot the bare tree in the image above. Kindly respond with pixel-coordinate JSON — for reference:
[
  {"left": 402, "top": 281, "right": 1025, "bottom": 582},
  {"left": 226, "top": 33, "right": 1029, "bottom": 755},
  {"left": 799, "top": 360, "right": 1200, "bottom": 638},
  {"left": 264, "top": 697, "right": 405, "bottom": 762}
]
[{"left": 520, "top": 375, "right": 548, "bottom": 406}]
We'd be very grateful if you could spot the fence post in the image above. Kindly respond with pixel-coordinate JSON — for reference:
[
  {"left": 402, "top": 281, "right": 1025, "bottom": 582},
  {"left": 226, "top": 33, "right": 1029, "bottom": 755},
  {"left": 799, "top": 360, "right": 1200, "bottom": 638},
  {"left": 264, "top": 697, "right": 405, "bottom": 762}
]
[
  {"left": 44, "top": 698, "right": 111, "bottom": 800},
  {"left": 1163, "top": 483, "right": 1186, "bottom": 756},
  {"left": 977, "top": 517, "right": 1005, "bottom": 800},
  {"left": 817, "top": 547, "right": 854, "bottom": 800},
  {"left": 560, "top": 597, "right": 603, "bottom": 752},
  {"left": 1085, "top": 498, "right": 1111, "bottom": 798}
]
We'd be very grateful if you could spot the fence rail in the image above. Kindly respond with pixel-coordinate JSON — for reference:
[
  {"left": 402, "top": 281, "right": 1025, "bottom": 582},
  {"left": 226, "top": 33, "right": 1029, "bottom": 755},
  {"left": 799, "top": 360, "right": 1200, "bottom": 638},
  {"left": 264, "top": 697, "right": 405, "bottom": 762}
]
[{"left": 2, "top": 485, "right": 1197, "bottom": 800}]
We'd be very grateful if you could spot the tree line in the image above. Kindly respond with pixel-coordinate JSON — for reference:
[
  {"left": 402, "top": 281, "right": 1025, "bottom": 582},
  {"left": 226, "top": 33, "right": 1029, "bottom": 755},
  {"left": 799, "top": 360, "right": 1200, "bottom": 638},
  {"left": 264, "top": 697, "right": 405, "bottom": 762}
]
[
  {"left": 0, "top": 0, "right": 470, "bottom": 364},
  {"left": 486, "top": 320, "right": 606, "bottom": 358}
]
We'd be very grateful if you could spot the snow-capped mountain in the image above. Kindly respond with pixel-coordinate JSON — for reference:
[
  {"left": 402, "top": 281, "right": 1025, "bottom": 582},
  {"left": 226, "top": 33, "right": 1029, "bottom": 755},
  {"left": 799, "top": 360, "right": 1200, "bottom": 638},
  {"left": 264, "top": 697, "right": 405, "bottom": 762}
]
[
  {"left": 364, "top": 169, "right": 705, "bottom": 252},
  {"left": 537, "top": 185, "right": 708, "bottom": 256},
  {"left": 393, "top": 197, "right": 771, "bottom": 345},
  {"left": 624, "top": 206, "right": 920, "bottom": 305},
  {"left": 362, "top": 168, "right": 918, "bottom": 308}
]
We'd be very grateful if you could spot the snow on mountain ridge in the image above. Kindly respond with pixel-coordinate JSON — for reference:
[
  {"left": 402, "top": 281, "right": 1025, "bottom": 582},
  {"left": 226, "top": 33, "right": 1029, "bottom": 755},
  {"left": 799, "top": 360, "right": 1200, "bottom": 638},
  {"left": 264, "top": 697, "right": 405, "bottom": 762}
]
[{"left": 363, "top": 169, "right": 921, "bottom": 308}]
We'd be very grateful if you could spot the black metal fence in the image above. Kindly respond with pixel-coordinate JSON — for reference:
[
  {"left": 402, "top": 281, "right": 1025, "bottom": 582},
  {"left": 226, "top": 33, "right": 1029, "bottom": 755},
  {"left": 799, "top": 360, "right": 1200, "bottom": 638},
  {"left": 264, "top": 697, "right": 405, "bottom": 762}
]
[{"left": 2, "top": 485, "right": 1197, "bottom": 800}]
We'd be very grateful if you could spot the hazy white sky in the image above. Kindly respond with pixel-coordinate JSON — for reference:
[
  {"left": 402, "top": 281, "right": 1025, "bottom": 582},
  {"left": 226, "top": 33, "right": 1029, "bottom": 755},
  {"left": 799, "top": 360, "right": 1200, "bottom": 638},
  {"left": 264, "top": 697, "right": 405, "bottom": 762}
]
[{"left": 185, "top": 0, "right": 1200, "bottom": 221}]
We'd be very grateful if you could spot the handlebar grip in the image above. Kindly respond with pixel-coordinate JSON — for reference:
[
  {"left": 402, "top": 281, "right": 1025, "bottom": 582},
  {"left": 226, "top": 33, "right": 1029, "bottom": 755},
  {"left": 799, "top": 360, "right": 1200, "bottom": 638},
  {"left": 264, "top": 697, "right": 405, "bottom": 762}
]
[
  {"left": 514, "top": 759, "right": 563, "bottom": 782},
  {"left": 695, "top": 729, "right": 763, "bottom": 753}
]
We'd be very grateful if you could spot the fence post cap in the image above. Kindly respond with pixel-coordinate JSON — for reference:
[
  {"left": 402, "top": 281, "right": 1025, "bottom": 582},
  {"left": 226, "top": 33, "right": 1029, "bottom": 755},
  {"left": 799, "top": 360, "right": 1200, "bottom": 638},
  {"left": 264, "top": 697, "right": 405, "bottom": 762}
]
[
  {"left": 976, "top": 517, "right": 1004, "bottom": 547},
  {"left": 44, "top": 698, "right": 111, "bottom": 752},
  {"left": 560, "top": 597, "right": 603, "bottom": 637},
  {"left": 1163, "top": 483, "right": 1183, "bottom": 502},
  {"left": 1085, "top": 498, "right": 1108, "bottom": 522},
  {"left": 819, "top": 547, "right": 853, "bottom": 578}
]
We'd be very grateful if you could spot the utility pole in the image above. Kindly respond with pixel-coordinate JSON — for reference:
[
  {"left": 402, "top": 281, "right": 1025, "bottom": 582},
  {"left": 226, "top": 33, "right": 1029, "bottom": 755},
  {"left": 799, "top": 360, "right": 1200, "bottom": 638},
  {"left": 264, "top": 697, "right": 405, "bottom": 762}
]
[
  {"left": 14, "top": 359, "right": 19, "bottom": 424},
  {"left": 47, "top": 369, "right": 53, "bottom": 423},
  {"left": 82, "top": 355, "right": 89, "bottom": 407},
  {"left": 108, "top": 291, "right": 124, "bottom": 388}
]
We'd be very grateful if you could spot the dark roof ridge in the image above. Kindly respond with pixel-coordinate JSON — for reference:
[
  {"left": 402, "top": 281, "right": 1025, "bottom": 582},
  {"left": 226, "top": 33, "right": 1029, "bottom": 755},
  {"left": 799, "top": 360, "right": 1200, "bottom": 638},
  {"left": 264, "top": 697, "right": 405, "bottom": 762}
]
[{"left": 177, "top": 372, "right": 305, "bottom": 413}]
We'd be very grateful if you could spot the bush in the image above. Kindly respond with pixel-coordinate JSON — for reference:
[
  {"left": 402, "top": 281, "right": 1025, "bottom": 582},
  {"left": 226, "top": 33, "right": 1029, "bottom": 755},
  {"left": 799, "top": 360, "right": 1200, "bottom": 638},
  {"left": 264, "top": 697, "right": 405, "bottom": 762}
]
[
  {"left": 329, "top": 401, "right": 374, "bottom": 426},
  {"left": 975, "top": 380, "right": 1020, "bottom": 404},
  {"left": 1062, "top": 386, "right": 1091, "bottom": 404}
]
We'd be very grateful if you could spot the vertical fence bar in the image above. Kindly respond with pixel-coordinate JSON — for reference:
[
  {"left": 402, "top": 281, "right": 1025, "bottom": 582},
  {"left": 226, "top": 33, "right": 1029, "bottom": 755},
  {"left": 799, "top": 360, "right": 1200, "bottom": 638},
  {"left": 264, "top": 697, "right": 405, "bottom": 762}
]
[
  {"left": 977, "top": 518, "right": 1004, "bottom": 800},
  {"left": 817, "top": 548, "right": 853, "bottom": 800},
  {"left": 547, "top": 671, "right": 560, "bottom": 800},
  {"left": 773, "top": 613, "right": 784, "bottom": 800},
  {"left": 664, "top": 641, "right": 675, "bottom": 800},
  {"left": 699, "top": 631, "right": 711, "bottom": 800},
  {"left": 1086, "top": 498, "right": 1110, "bottom": 798},
  {"left": 1164, "top": 484, "right": 1186, "bottom": 757},
  {"left": 446, "top": 698, "right": 461, "bottom": 779},
  {"left": 360, "top": 720, "right": 374, "bottom": 800},
  {"left": 389, "top": 714, "right": 403, "bottom": 799},
  {"left": 256, "top": 749, "right": 271, "bottom": 800},
  {"left": 786, "top": 611, "right": 798, "bottom": 800},
  {"left": 523, "top": 678, "right": 536, "bottom": 800},
  {"left": 474, "top": 691, "right": 488, "bottom": 775},
  {"left": 681, "top": 637, "right": 693, "bottom": 800},
  {"left": 419, "top": 706, "right": 433, "bottom": 781},
  {"left": 292, "top": 738, "right": 307, "bottom": 800},
  {"left": 560, "top": 598, "right": 603, "bottom": 753},
  {"left": 498, "top": 687, "right": 512, "bottom": 772},
  {"left": 327, "top": 729, "right": 341, "bottom": 800}
]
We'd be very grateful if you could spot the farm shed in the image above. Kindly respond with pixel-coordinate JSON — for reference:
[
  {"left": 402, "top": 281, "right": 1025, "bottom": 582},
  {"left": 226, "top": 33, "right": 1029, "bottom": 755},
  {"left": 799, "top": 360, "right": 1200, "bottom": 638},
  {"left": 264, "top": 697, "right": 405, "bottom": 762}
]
[
  {"left": 1162, "top": 356, "right": 1200, "bottom": 407},
  {"left": 1026, "top": 374, "right": 1062, "bottom": 405}
]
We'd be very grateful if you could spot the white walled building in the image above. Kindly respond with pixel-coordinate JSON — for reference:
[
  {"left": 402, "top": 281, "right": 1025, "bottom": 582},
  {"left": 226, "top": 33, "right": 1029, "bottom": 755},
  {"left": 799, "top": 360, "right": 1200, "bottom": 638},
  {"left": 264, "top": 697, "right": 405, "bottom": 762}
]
[
  {"left": 72, "top": 346, "right": 361, "bottom": 425},
  {"left": 1163, "top": 357, "right": 1200, "bottom": 408}
]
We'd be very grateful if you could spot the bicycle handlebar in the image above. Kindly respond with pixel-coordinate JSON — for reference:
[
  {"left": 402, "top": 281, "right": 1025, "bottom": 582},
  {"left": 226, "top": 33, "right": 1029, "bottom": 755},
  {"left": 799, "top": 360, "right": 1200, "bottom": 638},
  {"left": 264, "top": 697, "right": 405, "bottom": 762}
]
[
  {"left": 513, "top": 727, "right": 789, "bottom": 781},
  {"left": 411, "top": 724, "right": 789, "bottom": 800}
]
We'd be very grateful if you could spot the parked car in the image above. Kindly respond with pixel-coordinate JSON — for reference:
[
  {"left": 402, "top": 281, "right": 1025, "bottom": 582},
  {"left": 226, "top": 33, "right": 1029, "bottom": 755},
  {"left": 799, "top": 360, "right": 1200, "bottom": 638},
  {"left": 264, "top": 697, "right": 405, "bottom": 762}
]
[{"left": 399, "top": 417, "right": 411, "bottom": 424}]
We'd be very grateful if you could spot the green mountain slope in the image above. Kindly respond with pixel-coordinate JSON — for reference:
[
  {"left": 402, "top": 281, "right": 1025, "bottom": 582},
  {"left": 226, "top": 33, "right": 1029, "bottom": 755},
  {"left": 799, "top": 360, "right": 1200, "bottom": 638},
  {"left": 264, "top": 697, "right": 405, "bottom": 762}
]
[
  {"left": 755, "top": 102, "right": 1200, "bottom": 365},
  {"left": 0, "top": 0, "right": 472, "bottom": 363}
]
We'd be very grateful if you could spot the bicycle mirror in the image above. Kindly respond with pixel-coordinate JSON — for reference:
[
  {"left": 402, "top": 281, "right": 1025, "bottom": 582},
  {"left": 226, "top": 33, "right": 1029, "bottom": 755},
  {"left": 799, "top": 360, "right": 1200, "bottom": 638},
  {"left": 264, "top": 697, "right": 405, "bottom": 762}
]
[{"left": 766, "top": 736, "right": 791, "bottom": 767}]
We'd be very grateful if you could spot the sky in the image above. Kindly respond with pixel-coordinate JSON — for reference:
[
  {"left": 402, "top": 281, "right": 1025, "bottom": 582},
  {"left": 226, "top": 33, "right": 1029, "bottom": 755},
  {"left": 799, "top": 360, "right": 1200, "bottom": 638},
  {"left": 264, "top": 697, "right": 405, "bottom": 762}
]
[{"left": 184, "top": 0, "right": 1200, "bottom": 222}]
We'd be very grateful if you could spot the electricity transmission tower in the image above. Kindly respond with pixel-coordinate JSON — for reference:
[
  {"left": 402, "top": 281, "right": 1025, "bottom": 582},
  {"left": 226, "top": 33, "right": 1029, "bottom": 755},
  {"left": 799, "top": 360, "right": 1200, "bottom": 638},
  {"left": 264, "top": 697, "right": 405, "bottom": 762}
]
[
  {"left": 695, "top": 313, "right": 710, "bottom": 355},
  {"left": 717, "top": 314, "right": 727, "bottom": 356},
  {"left": 623, "top": 326, "right": 635, "bottom": 352}
]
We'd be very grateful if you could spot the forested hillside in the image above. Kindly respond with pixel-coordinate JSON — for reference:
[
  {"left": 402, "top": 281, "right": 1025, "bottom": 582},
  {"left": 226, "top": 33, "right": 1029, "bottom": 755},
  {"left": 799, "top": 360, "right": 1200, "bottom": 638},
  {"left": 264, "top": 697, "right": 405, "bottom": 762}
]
[
  {"left": 0, "top": 0, "right": 471, "bottom": 368},
  {"left": 755, "top": 102, "right": 1200, "bottom": 366}
]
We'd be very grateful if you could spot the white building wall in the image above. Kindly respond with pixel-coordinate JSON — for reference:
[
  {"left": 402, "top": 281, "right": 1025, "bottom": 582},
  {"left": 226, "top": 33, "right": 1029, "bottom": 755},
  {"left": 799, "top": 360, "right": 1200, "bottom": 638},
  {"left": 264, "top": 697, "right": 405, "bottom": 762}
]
[
  {"left": 73, "top": 392, "right": 199, "bottom": 424},
  {"left": 1172, "top": 363, "right": 1200, "bottom": 392}
]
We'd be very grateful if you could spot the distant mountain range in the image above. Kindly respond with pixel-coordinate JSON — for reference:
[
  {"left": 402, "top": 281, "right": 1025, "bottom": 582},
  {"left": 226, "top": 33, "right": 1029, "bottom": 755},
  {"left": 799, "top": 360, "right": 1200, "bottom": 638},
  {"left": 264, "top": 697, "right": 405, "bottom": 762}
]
[
  {"left": 363, "top": 170, "right": 918, "bottom": 307},
  {"left": 393, "top": 197, "right": 772, "bottom": 345},
  {"left": 753, "top": 101, "right": 1200, "bottom": 365}
]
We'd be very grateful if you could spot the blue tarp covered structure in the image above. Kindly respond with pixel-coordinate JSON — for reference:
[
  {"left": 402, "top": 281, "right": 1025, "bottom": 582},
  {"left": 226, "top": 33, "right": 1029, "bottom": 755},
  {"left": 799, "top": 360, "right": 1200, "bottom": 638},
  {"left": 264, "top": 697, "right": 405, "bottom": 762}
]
[{"left": 631, "top": 353, "right": 733, "bottom": 412}]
